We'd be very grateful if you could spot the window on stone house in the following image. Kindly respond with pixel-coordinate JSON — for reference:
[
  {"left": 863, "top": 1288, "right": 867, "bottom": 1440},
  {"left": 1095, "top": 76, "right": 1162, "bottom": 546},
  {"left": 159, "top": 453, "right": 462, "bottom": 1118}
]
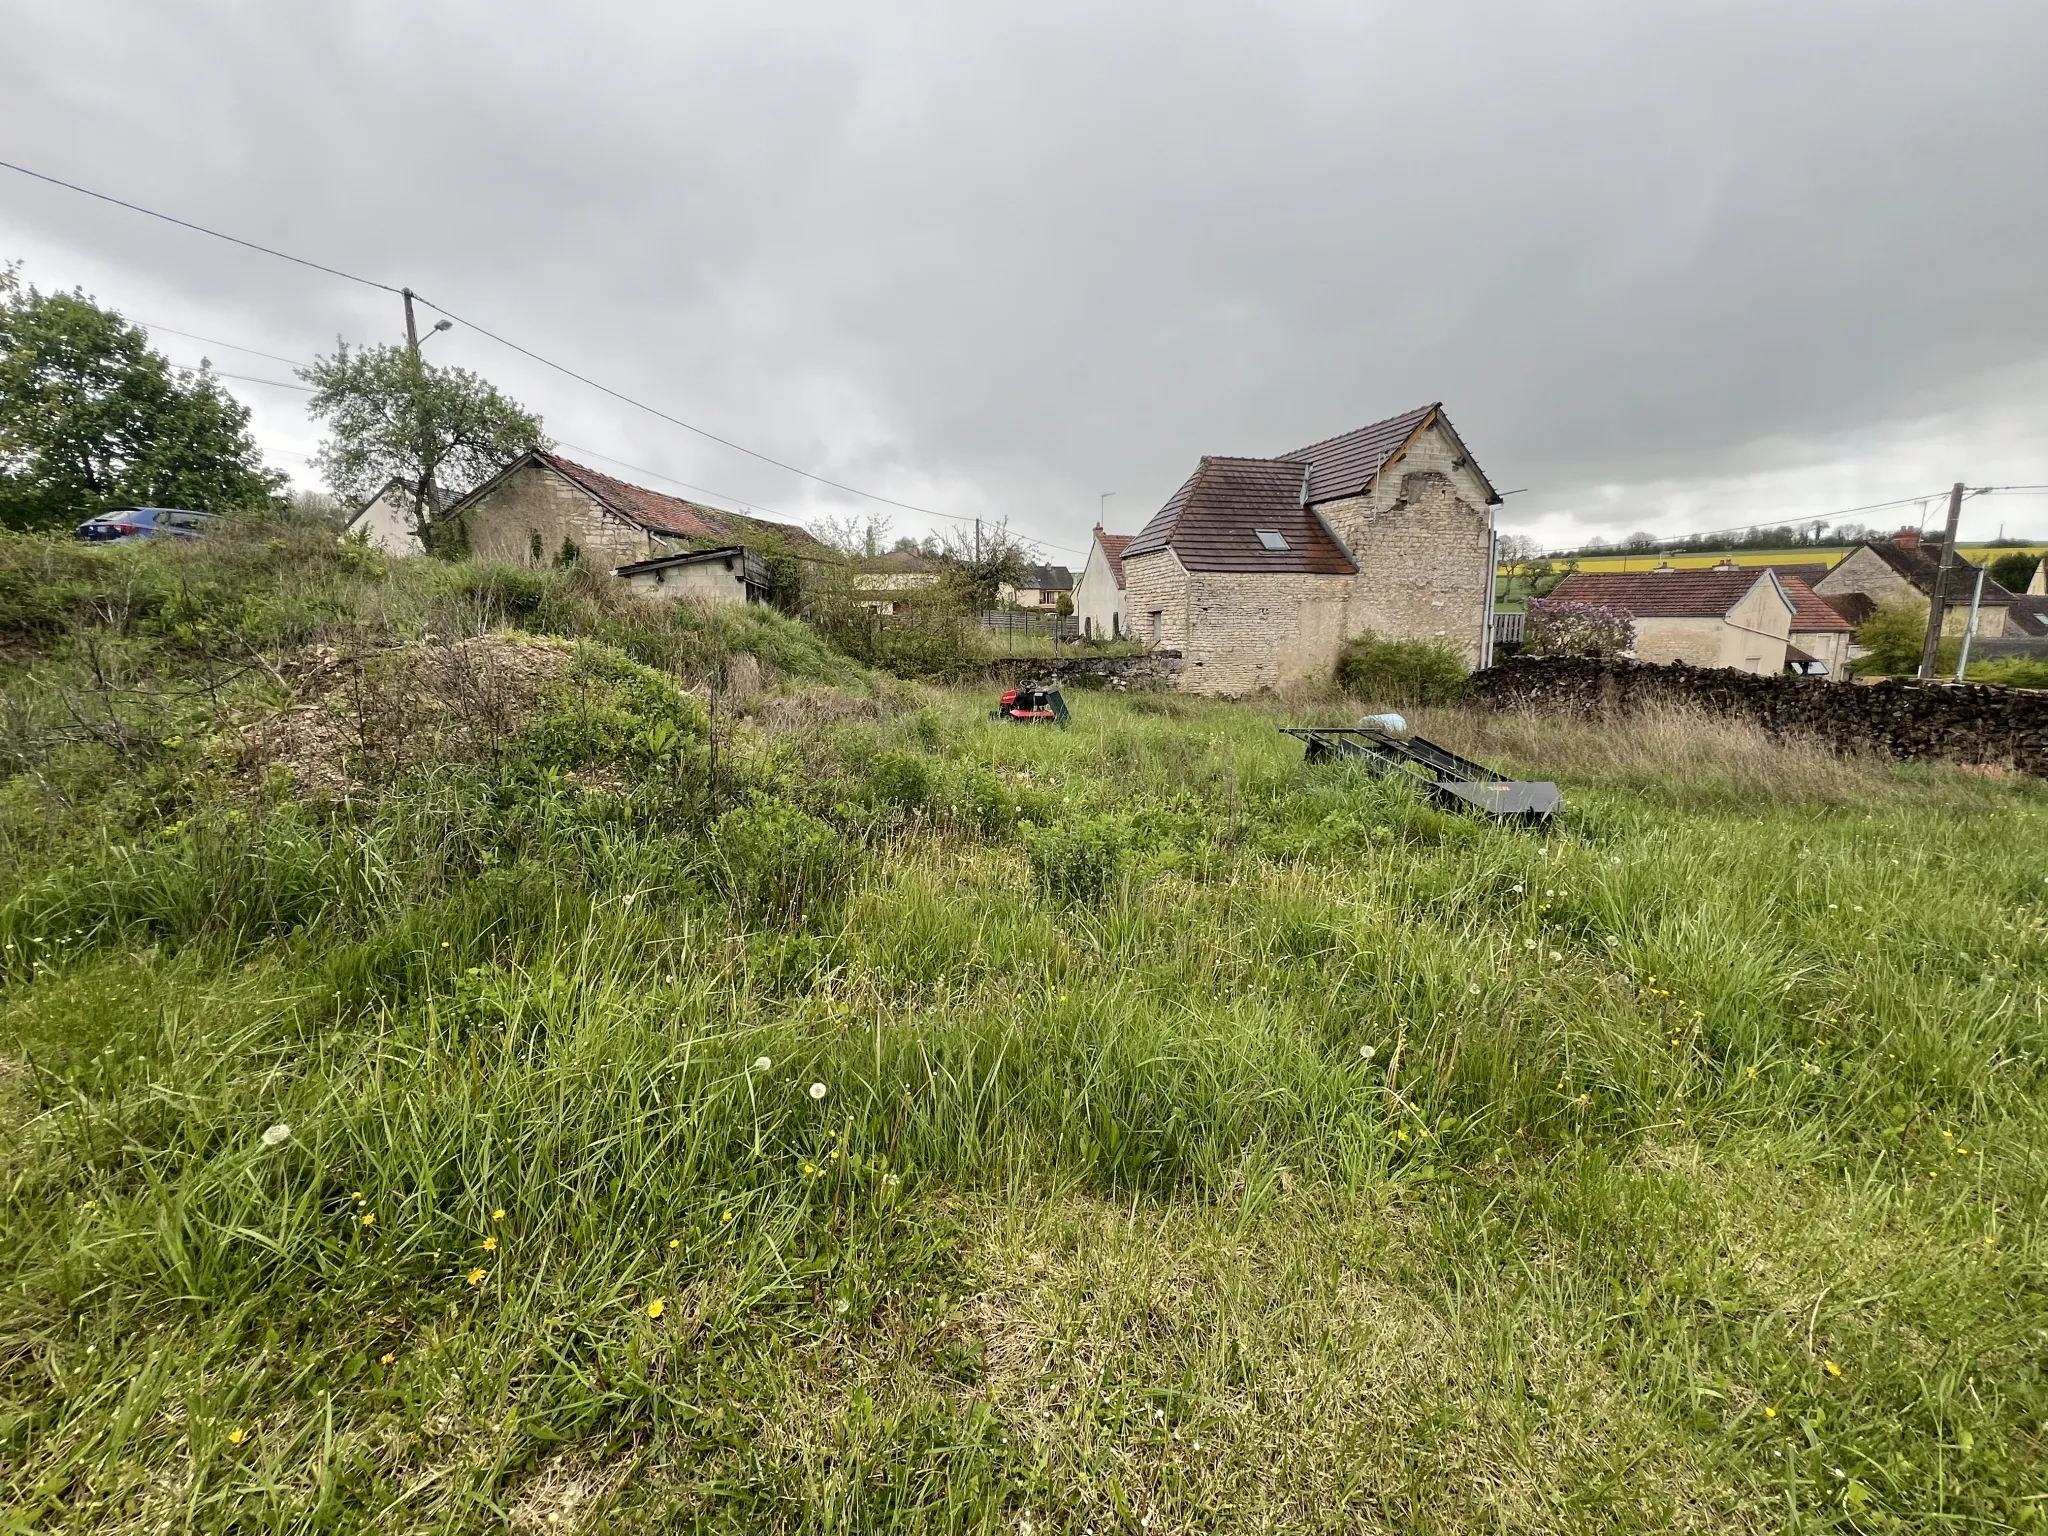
[
  {"left": 1745, "top": 656, "right": 1762, "bottom": 672},
  {"left": 1254, "top": 529, "right": 1290, "bottom": 551},
  {"left": 1149, "top": 610, "right": 1163, "bottom": 644}
]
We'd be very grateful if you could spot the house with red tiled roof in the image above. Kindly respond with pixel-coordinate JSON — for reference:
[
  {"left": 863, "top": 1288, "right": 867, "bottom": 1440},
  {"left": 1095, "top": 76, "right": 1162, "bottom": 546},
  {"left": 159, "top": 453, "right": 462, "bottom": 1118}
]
[
  {"left": 1778, "top": 576, "right": 1856, "bottom": 679},
  {"left": 1073, "top": 527, "right": 1134, "bottom": 640},
  {"left": 1549, "top": 566, "right": 1805, "bottom": 676},
  {"left": 1121, "top": 403, "right": 1503, "bottom": 693},
  {"left": 448, "top": 449, "right": 833, "bottom": 605}
]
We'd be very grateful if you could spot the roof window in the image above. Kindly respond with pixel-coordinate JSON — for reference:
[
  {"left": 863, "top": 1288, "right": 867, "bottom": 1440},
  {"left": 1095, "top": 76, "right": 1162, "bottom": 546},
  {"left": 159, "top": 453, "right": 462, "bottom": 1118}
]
[{"left": 1254, "top": 529, "right": 1290, "bottom": 552}]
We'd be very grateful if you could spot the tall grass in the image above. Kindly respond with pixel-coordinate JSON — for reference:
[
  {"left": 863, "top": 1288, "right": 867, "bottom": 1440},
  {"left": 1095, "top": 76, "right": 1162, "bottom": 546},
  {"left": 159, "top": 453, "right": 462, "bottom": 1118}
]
[{"left": 2, "top": 530, "right": 2046, "bottom": 1532}]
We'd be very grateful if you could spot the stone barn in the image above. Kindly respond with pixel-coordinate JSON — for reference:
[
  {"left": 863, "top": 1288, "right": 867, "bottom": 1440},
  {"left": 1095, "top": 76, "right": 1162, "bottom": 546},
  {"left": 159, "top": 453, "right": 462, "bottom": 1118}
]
[
  {"left": 448, "top": 449, "right": 831, "bottom": 596},
  {"left": 1119, "top": 402, "right": 1502, "bottom": 694}
]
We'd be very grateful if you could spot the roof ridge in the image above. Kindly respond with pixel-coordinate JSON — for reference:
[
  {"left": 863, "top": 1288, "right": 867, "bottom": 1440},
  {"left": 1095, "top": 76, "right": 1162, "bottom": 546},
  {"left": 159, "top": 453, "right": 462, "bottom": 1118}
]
[{"left": 1279, "top": 401, "right": 1437, "bottom": 461}]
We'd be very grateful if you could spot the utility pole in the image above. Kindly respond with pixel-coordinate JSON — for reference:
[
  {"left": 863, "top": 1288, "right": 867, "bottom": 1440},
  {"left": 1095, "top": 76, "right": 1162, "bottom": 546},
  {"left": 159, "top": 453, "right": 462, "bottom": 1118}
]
[
  {"left": 1954, "top": 565, "right": 1987, "bottom": 681},
  {"left": 402, "top": 287, "right": 441, "bottom": 536},
  {"left": 1916, "top": 482, "right": 1965, "bottom": 679}
]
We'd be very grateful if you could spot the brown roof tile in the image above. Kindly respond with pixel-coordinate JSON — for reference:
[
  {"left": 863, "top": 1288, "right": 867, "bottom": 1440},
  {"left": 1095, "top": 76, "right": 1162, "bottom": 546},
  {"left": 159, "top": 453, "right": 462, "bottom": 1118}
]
[
  {"left": 1856, "top": 541, "right": 2014, "bottom": 605},
  {"left": 1123, "top": 457, "right": 1355, "bottom": 575},
  {"left": 1549, "top": 568, "right": 1788, "bottom": 618},
  {"left": 1094, "top": 530, "right": 1134, "bottom": 590},
  {"left": 1779, "top": 576, "right": 1854, "bottom": 633},
  {"left": 1278, "top": 402, "right": 1501, "bottom": 507},
  {"left": 494, "top": 451, "right": 832, "bottom": 554}
]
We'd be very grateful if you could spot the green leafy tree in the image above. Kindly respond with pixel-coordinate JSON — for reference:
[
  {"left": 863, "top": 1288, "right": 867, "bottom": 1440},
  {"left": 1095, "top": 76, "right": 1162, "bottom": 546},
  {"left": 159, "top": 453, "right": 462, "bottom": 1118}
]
[
  {"left": 1989, "top": 552, "right": 2039, "bottom": 593},
  {"left": 301, "top": 342, "right": 547, "bottom": 550},
  {"left": 0, "top": 265, "right": 286, "bottom": 530},
  {"left": 1853, "top": 596, "right": 1956, "bottom": 676}
]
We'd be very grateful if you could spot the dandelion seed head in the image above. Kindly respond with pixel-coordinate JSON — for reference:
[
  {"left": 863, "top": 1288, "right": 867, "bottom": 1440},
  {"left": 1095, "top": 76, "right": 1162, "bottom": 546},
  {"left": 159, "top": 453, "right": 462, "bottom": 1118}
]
[
  {"left": 1359, "top": 1044, "right": 1375, "bottom": 1061},
  {"left": 260, "top": 1123, "right": 291, "bottom": 1148},
  {"left": 754, "top": 1056, "right": 772, "bottom": 1072},
  {"left": 809, "top": 1082, "right": 827, "bottom": 1100}
]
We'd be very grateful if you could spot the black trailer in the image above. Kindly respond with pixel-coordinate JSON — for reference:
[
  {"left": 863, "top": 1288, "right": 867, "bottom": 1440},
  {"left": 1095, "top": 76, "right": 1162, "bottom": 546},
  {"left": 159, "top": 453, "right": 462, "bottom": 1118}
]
[{"left": 1282, "top": 724, "right": 1562, "bottom": 821}]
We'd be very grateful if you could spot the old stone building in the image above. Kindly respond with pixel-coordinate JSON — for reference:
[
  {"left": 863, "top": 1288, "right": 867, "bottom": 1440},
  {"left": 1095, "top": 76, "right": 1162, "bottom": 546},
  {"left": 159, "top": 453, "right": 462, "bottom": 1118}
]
[
  {"left": 448, "top": 450, "right": 830, "bottom": 598},
  {"left": 344, "top": 480, "right": 424, "bottom": 556},
  {"left": 1118, "top": 403, "right": 1501, "bottom": 694},
  {"left": 1813, "top": 529, "right": 2017, "bottom": 637}
]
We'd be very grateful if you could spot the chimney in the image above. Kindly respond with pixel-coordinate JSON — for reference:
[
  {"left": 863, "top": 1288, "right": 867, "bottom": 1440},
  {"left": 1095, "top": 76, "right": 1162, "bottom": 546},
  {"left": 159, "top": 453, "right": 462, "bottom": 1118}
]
[
  {"left": 1651, "top": 562, "right": 1677, "bottom": 573},
  {"left": 1711, "top": 558, "right": 1739, "bottom": 572},
  {"left": 1892, "top": 527, "right": 1921, "bottom": 551}
]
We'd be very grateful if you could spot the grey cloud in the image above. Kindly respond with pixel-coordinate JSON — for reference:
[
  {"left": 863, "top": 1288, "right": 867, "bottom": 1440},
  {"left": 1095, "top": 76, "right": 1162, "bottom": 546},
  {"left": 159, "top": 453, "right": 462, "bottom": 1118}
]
[{"left": 4, "top": 0, "right": 2045, "bottom": 551}]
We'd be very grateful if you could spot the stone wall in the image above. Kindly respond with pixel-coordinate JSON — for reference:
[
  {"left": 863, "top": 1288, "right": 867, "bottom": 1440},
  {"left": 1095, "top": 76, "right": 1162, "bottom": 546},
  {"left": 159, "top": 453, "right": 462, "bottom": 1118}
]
[
  {"left": 1466, "top": 654, "right": 2048, "bottom": 776},
  {"left": 460, "top": 465, "right": 674, "bottom": 570},
  {"left": 990, "top": 651, "right": 1184, "bottom": 691}
]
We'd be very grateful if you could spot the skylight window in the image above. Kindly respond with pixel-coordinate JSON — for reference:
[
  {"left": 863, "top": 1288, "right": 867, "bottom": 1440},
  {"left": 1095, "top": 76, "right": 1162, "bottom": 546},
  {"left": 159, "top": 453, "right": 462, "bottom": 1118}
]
[{"left": 1255, "top": 529, "right": 1290, "bottom": 552}]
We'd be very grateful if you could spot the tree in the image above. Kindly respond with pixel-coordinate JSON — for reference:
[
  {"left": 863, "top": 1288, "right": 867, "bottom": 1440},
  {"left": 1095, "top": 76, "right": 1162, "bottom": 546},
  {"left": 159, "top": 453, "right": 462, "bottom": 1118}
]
[
  {"left": 1524, "top": 598, "right": 1635, "bottom": 657},
  {"left": 934, "top": 520, "right": 1030, "bottom": 611},
  {"left": 0, "top": 265, "right": 286, "bottom": 530},
  {"left": 1854, "top": 596, "right": 1955, "bottom": 676},
  {"left": 1496, "top": 533, "right": 1541, "bottom": 583},
  {"left": 301, "top": 341, "right": 546, "bottom": 549},
  {"left": 808, "top": 512, "right": 891, "bottom": 559},
  {"left": 1990, "top": 552, "right": 2039, "bottom": 593}
]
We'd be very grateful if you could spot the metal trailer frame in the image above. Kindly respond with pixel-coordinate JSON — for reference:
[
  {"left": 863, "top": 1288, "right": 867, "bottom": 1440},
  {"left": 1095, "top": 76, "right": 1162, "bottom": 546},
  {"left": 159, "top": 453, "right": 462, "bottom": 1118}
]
[{"left": 1281, "top": 725, "right": 1563, "bottom": 821}]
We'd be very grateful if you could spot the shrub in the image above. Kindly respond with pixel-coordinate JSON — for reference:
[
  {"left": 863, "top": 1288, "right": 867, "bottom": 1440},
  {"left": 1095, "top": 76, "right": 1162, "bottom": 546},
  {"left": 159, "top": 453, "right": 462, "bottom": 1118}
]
[
  {"left": 709, "top": 800, "right": 859, "bottom": 929},
  {"left": 1523, "top": 598, "right": 1634, "bottom": 657},
  {"left": 865, "top": 749, "right": 934, "bottom": 814},
  {"left": 1989, "top": 552, "right": 2039, "bottom": 593},
  {"left": 1025, "top": 815, "right": 1125, "bottom": 906},
  {"left": 1335, "top": 633, "right": 1469, "bottom": 705},
  {"left": 1966, "top": 656, "right": 2048, "bottom": 689},
  {"left": 1852, "top": 597, "right": 1956, "bottom": 677}
]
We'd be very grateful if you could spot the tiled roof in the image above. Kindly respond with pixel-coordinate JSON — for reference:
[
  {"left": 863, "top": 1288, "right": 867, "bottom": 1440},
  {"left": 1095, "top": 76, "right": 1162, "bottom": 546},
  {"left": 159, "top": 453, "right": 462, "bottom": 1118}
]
[
  {"left": 466, "top": 451, "right": 832, "bottom": 554},
  {"left": 1278, "top": 402, "right": 1501, "bottom": 507},
  {"left": 1022, "top": 564, "right": 1073, "bottom": 591},
  {"left": 1549, "top": 568, "right": 1787, "bottom": 618},
  {"left": 1856, "top": 541, "right": 2014, "bottom": 606},
  {"left": 1779, "top": 577, "right": 1854, "bottom": 633},
  {"left": 1123, "top": 457, "right": 1356, "bottom": 575},
  {"left": 2009, "top": 595, "right": 2048, "bottom": 637},
  {"left": 1093, "top": 531, "right": 1134, "bottom": 590}
]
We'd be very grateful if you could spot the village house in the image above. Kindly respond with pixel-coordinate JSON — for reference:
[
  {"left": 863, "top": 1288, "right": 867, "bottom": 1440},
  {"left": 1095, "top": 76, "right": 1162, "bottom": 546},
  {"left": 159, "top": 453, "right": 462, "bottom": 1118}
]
[
  {"left": 1548, "top": 566, "right": 1802, "bottom": 674},
  {"left": 850, "top": 548, "right": 944, "bottom": 614},
  {"left": 1001, "top": 564, "right": 1073, "bottom": 611},
  {"left": 1072, "top": 527, "right": 1134, "bottom": 640},
  {"left": 344, "top": 480, "right": 424, "bottom": 556},
  {"left": 1813, "top": 528, "right": 2017, "bottom": 636},
  {"left": 1118, "top": 402, "right": 1501, "bottom": 694},
  {"left": 447, "top": 449, "right": 831, "bottom": 603}
]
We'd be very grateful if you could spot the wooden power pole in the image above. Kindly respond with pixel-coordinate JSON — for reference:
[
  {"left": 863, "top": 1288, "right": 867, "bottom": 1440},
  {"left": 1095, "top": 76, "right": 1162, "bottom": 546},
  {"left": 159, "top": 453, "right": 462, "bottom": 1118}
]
[{"left": 1916, "top": 481, "right": 1966, "bottom": 679}]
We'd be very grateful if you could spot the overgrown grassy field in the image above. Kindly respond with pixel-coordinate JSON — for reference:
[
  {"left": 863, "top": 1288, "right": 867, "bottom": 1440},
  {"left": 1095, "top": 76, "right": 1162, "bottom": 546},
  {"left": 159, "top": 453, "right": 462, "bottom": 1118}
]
[{"left": 3, "top": 524, "right": 2045, "bottom": 1533}]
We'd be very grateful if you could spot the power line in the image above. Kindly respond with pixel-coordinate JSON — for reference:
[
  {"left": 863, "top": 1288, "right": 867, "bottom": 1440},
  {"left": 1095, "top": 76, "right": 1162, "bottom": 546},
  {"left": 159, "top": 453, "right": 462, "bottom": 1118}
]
[
  {"left": 165, "top": 358, "right": 314, "bottom": 391},
  {"left": 0, "top": 157, "right": 401, "bottom": 294},
  {"left": 0, "top": 156, "right": 1034, "bottom": 536},
  {"left": 138, "top": 320, "right": 308, "bottom": 369},
  {"left": 411, "top": 294, "right": 989, "bottom": 528}
]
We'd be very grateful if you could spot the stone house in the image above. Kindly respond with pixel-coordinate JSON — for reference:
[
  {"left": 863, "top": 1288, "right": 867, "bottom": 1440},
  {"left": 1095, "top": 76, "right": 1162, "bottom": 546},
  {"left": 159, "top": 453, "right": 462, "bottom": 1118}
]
[
  {"left": 1549, "top": 567, "right": 1800, "bottom": 674},
  {"left": 1779, "top": 577, "right": 1856, "bottom": 679},
  {"left": 1072, "top": 528, "right": 1133, "bottom": 641},
  {"left": 616, "top": 546, "right": 772, "bottom": 605},
  {"left": 1813, "top": 529, "right": 2016, "bottom": 636},
  {"left": 1120, "top": 402, "right": 1502, "bottom": 694},
  {"left": 448, "top": 449, "right": 831, "bottom": 600},
  {"left": 344, "top": 480, "right": 424, "bottom": 556}
]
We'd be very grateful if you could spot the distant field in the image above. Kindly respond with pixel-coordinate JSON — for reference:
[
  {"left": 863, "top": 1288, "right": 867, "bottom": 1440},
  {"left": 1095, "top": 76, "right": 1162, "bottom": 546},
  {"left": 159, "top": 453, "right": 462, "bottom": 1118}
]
[{"left": 1516, "top": 545, "right": 2046, "bottom": 576}]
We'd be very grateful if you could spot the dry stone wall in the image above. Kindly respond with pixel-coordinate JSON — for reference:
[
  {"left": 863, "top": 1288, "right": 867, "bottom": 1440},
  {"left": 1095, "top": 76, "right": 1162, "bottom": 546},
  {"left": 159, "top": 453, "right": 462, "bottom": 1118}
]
[{"left": 1466, "top": 654, "right": 2048, "bottom": 776}]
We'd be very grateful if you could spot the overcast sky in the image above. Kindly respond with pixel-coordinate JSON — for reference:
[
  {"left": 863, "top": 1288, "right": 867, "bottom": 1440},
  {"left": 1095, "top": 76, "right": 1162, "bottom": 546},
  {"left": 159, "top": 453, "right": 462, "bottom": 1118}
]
[{"left": 5, "top": 0, "right": 2046, "bottom": 557}]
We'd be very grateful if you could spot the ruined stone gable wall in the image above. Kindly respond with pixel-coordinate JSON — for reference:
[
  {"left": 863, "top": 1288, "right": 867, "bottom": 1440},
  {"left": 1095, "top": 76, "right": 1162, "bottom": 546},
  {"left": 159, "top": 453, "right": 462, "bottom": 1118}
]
[
  {"left": 1123, "top": 548, "right": 1191, "bottom": 654},
  {"left": 1177, "top": 570, "right": 1358, "bottom": 694},
  {"left": 1313, "top": 421, "right": 1493, "bottom": 663},
  {"left": 459, "top": 467, "right": 673, "bottom": 570}
]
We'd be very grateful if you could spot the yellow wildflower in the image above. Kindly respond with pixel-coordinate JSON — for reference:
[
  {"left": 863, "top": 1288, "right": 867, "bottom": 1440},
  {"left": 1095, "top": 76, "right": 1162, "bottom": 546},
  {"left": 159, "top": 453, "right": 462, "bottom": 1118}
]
[
  {"left": 466, "top": 1267, "right": 486, "bottom": 1286},
  {"left": 647, "top": 1298, "right": 665, "bottom": 1319},
  {"left": 227, "top": 1427, "right": 247, "bottom": 1445},
  {"left": 492, "top": 1208, "right": 506, "bottom": 1220},
  {"left": 1823, "top": 1360, "right": 1842, "bottom": 1377},
  {"left": 668, "top": 1238, "right": 680, "bottom": 1250},
  {"left": 360, "top": 1213, "right": 376, "bottom": 1228},
  {"left": 380, "top": 1352, "right": 395, "bottom": 1365},
  {"left": 1762, "top": 1405, "right": 1777, "bottom": 1419},
  {"left": 482, "top": 1236, "right": 497, "bottom": 1252}
]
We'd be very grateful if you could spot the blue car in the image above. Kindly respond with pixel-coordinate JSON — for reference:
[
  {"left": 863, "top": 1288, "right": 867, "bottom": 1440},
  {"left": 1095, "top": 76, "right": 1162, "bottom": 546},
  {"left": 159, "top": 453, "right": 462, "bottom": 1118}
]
[{"left": 75, "top": 507, "right": 217, "bottom": 542}]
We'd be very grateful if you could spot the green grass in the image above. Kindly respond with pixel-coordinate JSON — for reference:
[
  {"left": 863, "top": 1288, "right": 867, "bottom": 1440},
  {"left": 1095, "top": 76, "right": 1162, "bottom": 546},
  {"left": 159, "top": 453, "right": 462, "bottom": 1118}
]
[{"left": 2, "top": 528, "right": 2046, "bottom": 1532}]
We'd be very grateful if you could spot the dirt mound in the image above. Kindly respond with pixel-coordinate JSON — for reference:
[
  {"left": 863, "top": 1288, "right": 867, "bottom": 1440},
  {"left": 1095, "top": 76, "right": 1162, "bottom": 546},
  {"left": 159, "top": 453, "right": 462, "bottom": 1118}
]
[{"left": 243, "top": 633, "right": 579, "bottom": 796}]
